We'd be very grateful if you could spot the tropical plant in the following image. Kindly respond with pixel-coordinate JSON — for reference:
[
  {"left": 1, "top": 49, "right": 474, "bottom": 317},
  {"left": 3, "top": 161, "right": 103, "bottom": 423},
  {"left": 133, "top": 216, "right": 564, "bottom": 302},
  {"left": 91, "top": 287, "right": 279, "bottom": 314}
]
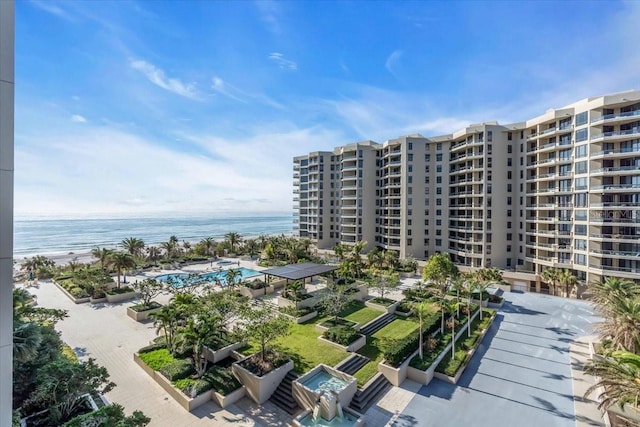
[
  {"left": 383, "top": 250, "right": 399, "bottom": 270},
  {"left": 367, "top": 269, "right": 399, "bottom": 300},
  {"left": 349, "top": 240, "right": 367, "bottom": 278},
  {"left": 146, "top": 246, "right": 161, "bottom": 266},
  {"left": 131, "top": 279, "right": 164, "bottom": 308},
  {"left": 414, "top": 301, "right": 438, "bottom": 360},
  {"left": 558, "top": 269, "right": 578, "bottom": 298},
  {"left": 176, "top": 312, "right": 226, "bottom": 378},
  {"left": 321, "top": 284, "right": 350, "bottom": 322},
  {"left": 199, "top": 237, "right": 216, "bottom": 256},
  {"left": 149, "top": 306, "right": 180, "bottom": 354},
  {"left": 443, "top": 299, "right": 460, "bottom": 358},
  {"left": 589, "top": 277, "right": 640, "bottom": 317},
  {"left": 224, "top": 268, "right": 241, "bottom": 288},
  {"left": 108, "top": 251, "right": 135, "bottom": 288},
  {"left": 422, "top": 253, "right": 459, "bottom": 294},
  {"left": 541, "top": 267, "right": 560, "bottom": 296},
  {"left": 595, "top": 298, "right": 640, "bottom": 354},
  {"left": 224, "top": 232, "right": 242, "bottom": 254},
  {"left": 367, "top": 248, "right": 384, "bottom": 269},
  {"left": 244, "top": 239, "right": 259, "bottom": 259},
  {"left": 121, "top": 237, "right": 145, "bottom": 257},
  {"left": 91, "top": 247, "right": 113, "bottom": 270},
  {"left": 13, "top": 322, "right": 43, "bottom": 363},
  {"left": 284, "top": 280, "right": 305, "bottom": 309},
  {"left": 242, "top": 305, "right": 291, "bottom": 362},
  {"left": 584, "top": 350, "right": 640, "bottom": 413}
]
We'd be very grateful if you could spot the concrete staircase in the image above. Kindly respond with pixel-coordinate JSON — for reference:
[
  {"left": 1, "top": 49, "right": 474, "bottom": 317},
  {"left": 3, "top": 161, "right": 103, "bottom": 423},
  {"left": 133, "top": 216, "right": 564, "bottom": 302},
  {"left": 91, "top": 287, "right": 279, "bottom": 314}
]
[
  {"left": 268, "top": 370, "right": 300, "bottom": 415},
  {"left": 360, "top": 313, "right": 396, "bottom": 336},
  {"left": 349, "top": 373, "right": 392, "bottom": 412},
  {"left": 335, "top": 354, "right": 371, "bottom": 376}
]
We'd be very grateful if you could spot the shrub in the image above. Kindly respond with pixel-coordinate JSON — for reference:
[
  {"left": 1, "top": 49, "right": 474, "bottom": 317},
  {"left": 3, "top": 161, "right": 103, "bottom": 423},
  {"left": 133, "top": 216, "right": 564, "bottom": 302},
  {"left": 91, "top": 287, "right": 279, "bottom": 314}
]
[
  {"left": 395, "top": 301, "right": 413, "bottom": 313},
  {"left": 61, "top": 344, "right": 79, "bottom": 363},
  {"left": 138, "top": 341, "right": 166, "bottom": 354},
  {"left": 279, "top": 305, "right": 315, "bottom": 317},
  {"left": 244, "top": 279, "right": 267, "bottom": 290},
  {"left": 203, "top": 365, "right": 242, "bottom": 395},
  {"left": 488, "top": 294, "right": 503, "bottom": 303},
  {"left": 107, "top": 286, "right": 135, "bottom": 295},
  {"left": 70, "top": 287, "right": 89, "bottom": 298},
  {"left": 159, "top": 358, "right": 195, "bottom": 381},
  {"left": 138, "top": 348, "right": 175, "bottom": 370},
  {"left": 130, "top": 301, "right": 163, "bottom": 312},
  {"left": 319, "top": 317, "right": 357, "bottom": 329},
  {"left": 324, "top": 326, "right": 359, "bottom": 346},
  {"left": 380, "top": 331, "right": 419, "bottom": 367}
]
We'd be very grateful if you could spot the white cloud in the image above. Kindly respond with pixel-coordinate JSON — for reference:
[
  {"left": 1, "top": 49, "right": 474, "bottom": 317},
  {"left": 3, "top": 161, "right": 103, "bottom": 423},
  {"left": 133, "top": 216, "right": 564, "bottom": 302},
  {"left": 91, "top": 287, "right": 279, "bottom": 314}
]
[
  {"left": 29, "top": 0, "right": 74, "bottom": 21},
  {"left": 385, "top": 50, "right": 403, "bottom": 78},
  {"left": 130, "top": 59, "right": 200, "bottom": 100},
  {"left": 211, "top": 77, "right": 248, "bottom": 103},
  {"left": 268, "top": 52, "right": 298, "bottom": 70},
  {"left": 71, "top": 114, "right": 87, "bottom": 123}
]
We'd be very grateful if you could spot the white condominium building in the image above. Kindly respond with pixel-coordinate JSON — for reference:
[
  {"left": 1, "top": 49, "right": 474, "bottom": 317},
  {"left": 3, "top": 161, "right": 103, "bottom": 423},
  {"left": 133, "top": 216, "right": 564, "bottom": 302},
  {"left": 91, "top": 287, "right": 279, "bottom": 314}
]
[{"left": 293, "top": 90, "right": 640, "bottom": 293}]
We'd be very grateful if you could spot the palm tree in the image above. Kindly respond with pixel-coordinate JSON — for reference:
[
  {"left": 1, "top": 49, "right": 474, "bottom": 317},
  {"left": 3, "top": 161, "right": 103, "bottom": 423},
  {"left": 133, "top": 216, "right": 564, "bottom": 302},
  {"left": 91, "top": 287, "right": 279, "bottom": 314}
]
[
  {"left": 91, "top": 247, "right": 113, "bottom": 270},
  {"left": 283, "top": 238, "right": 301, "bottom": 263},
  {"left": 383, "top": 250, "right": 399, "bottom": 270},
  {"left": 224, "top": 232, "right": 242, "bottom": 254},
  {"left": 367, "top": 248, "right": 383, "bottom": 269},
  {"left": 474, "top": 279, "right": 491, "bottom": 321},
  {"left": 149, "top": 306, "right": 179, "bottom": 353},
  {"left": 443, "top": 299, "right": 460, "bottom": 358},
  {"left": 13, "top": 322, "right": 42, "bottom": 363},
  {"left": 66, "top": 260, "right": 82, "bottom": 273},
  {"left": 200, "top": 237, "right": 216, "bottom": 256},
  {"left": 558, "top": 269, "right": 578, "bottom": 299},
  {"left": 541, "top": 267, "right": 560, "bottom": 296},
  {"left": 285, "top": 280, "right": 304, "bottom": 309},
  {"left": 177, "top": 313, "right": 226, "bottom": 378},
  {"left": 108, "top": 251, "right": 135, "bottom": 288},
  {"left": 349, "top": 240, "right": 367, "bottom": 279},
  {"left": 182, "top": 241, "right": 192, "bottom": 255},
  {"left": 584, "top": 350, "right": 640, "bottom": 412},
  {"left": 161, "top": 240, "right": 177, "bottom": 260},
  {"left": 257, "top": 234, "right": 269, "bottom": 250},
  {"left": 422, "top": 253, "right": 459, "bottom": 332},
  {"left": 121, "top": 237, "right": 145, "bottom": 257},
  {"left": 461, "top": 273, "right": 477, "bottom": 337},
  {"left": 333, "top": 243, "right": 348, "bottom": 262},
  {"left": 595, "top": 297, "right": 640, "bottom": 354},
  {"left": 224, "top": 268, "right": 241, "bottom": 288},
  {"left": 146, "top": 246, "right": 161, "bottom": 266},
  {"left": 414, "top": 301, "right": 437, "bottom": 360},
  {"left": 589, "top": 277, "right": 639, "bottom": 317},
  {"left": 244, "top": 239, "right": 259, "bottom": 259}
]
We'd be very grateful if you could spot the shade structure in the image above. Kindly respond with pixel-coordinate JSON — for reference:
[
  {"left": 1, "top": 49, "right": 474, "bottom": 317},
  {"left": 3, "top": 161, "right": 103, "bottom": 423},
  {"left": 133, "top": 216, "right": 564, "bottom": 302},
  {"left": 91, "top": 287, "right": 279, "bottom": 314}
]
[{"left": 261, "top": 262, "right": 338, "bottom": 281}]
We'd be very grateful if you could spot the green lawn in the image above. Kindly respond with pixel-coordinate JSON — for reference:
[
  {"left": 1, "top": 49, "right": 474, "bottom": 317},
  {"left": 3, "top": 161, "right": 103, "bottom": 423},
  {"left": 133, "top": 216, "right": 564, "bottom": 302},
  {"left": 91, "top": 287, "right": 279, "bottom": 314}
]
[
  {"left": 353, "top": 317, "right": 420, "bottom": 386},
  {"left": 241, "top": 318, "right": 349, "bottom": 374},
  {"left": 341, "top": 301, "right": 384, "bottom": 325}
]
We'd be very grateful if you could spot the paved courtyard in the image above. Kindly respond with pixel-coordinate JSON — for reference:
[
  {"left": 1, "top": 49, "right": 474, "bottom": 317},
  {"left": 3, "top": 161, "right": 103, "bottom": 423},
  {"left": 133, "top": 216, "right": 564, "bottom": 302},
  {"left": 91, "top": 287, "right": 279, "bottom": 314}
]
[{"left": 388, "top": 292, "right": 600, "bottom": 427}]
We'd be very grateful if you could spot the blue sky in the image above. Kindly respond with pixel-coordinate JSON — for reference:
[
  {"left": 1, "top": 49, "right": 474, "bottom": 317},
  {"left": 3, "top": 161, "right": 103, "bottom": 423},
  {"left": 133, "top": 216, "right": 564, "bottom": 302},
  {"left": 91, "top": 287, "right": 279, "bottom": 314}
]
[{"left": 14, "top": 1, "right": 640, "bottom": 217}]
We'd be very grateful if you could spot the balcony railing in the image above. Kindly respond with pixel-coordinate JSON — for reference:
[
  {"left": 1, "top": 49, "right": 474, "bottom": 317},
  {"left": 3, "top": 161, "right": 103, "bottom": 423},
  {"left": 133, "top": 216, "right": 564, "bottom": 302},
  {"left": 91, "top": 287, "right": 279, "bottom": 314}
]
[
  {"left": 591, "top": 147, "right": 640, "bottom": 157},
  {"left": 591, "top": 109, "right": 640, "bottom": 124},
  {"left": 591, "top": 128, "right": 640, "bottom": 141},
  {"left": 590, "top": 184, "right": 640, "bottom": 191}
]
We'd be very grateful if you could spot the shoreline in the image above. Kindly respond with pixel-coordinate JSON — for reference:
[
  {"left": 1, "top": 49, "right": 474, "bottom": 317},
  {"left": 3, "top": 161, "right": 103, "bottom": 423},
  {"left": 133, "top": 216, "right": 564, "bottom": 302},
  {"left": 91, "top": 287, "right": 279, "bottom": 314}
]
[{"left": 13, "top": 231, "right": 295, "bottom": 268}]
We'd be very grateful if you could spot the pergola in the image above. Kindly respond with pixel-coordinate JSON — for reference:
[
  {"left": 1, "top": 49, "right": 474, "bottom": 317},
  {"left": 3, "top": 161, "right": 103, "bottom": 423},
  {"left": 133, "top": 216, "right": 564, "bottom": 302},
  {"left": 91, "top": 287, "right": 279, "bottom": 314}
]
[{"left": 261, "top": 262, "right": 338, "bottom": 284}]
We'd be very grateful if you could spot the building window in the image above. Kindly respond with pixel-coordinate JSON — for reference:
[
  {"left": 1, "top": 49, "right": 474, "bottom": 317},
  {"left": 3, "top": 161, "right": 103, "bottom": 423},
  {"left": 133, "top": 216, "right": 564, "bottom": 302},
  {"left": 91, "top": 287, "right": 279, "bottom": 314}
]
[
  {"left": 507, "top": 158, "right": 512, "bottom": 166},
  {"left": 508, "top": 132, "right": 513, "bottom": 141},
  {"left": 436, "top": 176, "right": 442, "bottom": 184},
  {"left": 507, "top": 184, "right": 512, "bottom": 192},
  {"left": 507, "top": 221, "right": 512, "bottom": 228},
  {"left": 575, "top": 111, "right": 588, "bottom": 126},
  {"left": 507, "top": 144, "right": 512, "bottom": 153},
  {"left": 575, "top": 224, "right": 587, "bottom": 235},
  {"left": 436, "top": 165, "right": 442, "bottom": 173},
  {"left": 408, "top": 165, "right": 413, "bottom": 172},
  {"left": 408, "top": 153, "right": 413, "bottom": 161},
  {"left": 436, "top": 154, "right": 443, "bottom": 162},
  {"left": 436, "top": 198, "right": 442, "bottom": 206},
  {"left": 407, "top": 238, "right": 412, "bottom": 246},
  {"left": 436, "top": 219, "right": 441, "bottom": 226},
  {"left": 436, "top": 143, "right": 442, "bottom": 151},
  {"left": 575, "top": 161, "right": 587, "bottom": 174},
  {"left": 575, "top": 144, "right": 587, "bottom": 158},
  {"left": 436, "top": 187, "right": 442, "bottom": 194},
  {"left": 436, "top": 229, "right": 441, "bottom": 236},
  {"left": 488, "top": 131, "right": 493, "bottom": 142},
  {"left": 576, "top": 129, "right": 588, "bottom": 142},
  {"left": 408, "top": 142, "right": 413, "bottom": 150},
  {"left": 507, "top": 210, "right": 512, "bottom": 217},
  {"left": 436, "top": 239, "right": 442, "bottom": 246},
  {"left": 506, "top": 233, "right": 512, "bottom": 240},
  {"left": 575, "top": 253, "right": 586, "bottom": 265},
  {"left": 436, "top": 209, "right": 442, "bottom": 216},
  {"left": 507, "top": 197, "right": 512, "bottom": 205}
]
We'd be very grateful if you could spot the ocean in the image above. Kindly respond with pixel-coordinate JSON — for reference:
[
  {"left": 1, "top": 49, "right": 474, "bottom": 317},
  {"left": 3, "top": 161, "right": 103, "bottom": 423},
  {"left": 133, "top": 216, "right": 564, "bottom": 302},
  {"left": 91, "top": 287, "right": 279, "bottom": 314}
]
[{"left": 13, "top": 214, "right": 294, "bottom": 258}]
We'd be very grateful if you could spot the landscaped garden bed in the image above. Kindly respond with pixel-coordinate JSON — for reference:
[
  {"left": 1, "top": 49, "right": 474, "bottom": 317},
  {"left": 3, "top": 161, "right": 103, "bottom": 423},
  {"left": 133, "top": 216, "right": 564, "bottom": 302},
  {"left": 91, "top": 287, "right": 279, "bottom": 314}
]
[
  {"left": 365, "top": 297, "right": 400, "bottom": 313},
  {"left": 433, "top": 309, "right": 495, "bottom": 384},
  {"left": 319, "top": 326, "right": 366, "bottom": 352},
  {"left": 394, "top": 300, "right": 414, "bottom": 317},
  {"left": 232, "top": 351, "right": 293, "bottom": 404},
  {"left": 105, "top": 286, "right": 137, "bottom": 303},
  {"left": 127, "top": 301, "right": 163, "bottom": 321},
  {"left": 316, "top": 317, "right": 359, "bottom": 332}
]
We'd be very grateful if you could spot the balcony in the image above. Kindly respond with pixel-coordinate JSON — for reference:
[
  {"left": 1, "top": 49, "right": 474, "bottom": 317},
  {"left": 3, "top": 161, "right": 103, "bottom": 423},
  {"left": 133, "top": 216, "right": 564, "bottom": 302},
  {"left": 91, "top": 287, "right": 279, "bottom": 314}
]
[
  {"left": 591, "top": 166, "right": 640, "bottom": 175},
  {"left": 591, "top": 128, "right": 640, "bottom": 141},
  {"left": 589, "top": 263, "right": 640, "bottom": 274},
  {"left": 590, "top": 249, "right": 640, "bottom": 257},
  {"left": 591, "top": 147, "right": 640, "bottom": 157},
  {"left": 590, "top": 109, "right": 640, "bottom": 124},
  {"left": 590, "top": 184, "right": 640, "bottom": 192},
  {"left": 590, "top": 234, "right": 640, "bottom": 241}
]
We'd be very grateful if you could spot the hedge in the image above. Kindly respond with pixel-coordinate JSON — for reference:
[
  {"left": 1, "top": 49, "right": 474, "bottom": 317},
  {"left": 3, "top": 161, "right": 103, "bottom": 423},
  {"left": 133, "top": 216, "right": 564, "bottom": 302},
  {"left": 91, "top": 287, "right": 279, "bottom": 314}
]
[
  {"left": 159, "top": 359, "right": 195, "bottom": 381},
  {"left": 138, "top": 348, "right": 175, "bottom": 371},
  {"left": 324, "top": 326, "right": 360, "bottom": 346}
]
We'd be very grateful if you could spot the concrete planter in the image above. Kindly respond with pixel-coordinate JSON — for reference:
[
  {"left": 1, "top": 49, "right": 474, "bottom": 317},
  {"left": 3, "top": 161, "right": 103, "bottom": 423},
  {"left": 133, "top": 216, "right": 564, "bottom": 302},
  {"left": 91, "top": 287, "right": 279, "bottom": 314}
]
[
  {"left": 378, "top": 348, "right": 419, "bottom": 387},
  {"left": 293, "top": 408, "right": 365, "bottom": 427},
  {"left": 317, "top": 334, "right": 366, "bottom": 353},
  {"left": 90, "top": 296, "right": 107, "bottom": 304},
  {"left": 365, "top": 299, "right": 400, "bottom": 314},
  {"left": 471, "top": 298, "right": 489, "bottom": 308},
  {"left": 434, "top": 312, "right": 493, "bottom": 385},
  {"left": 232, "top": 356, "right": 294, "bottom": 404},
  {"left": 407, "top": 341, "right": 453, "bottom": 386},
  {"left": 53, "top": 280, "right": 90, "bottom": 304},
  {"left": 277, "top": 294, "right": 320, "bottom": 309},
  {"left": 126, "top": 305, "right": 163, "bottom": 321},
  {"left": 281, "top": 310, "right": 318, "bottom": 324},
  {"left": 394, "top": 309, "right": 414, "bottom": 318},
  {"left": 106, "top": 290, "right": 137, "bottom": 303},
  {"left": 212, "top": 386, "right": 246, "bottom": 408},
  {"left": 203, "top": 340, "right": 247, "bottom": 364},
  {"left": 487, "top": 299, "right": 504, "bottom": 309},
  {"left": 293, "top": 364, "right": 357, "bottom": 415},
  {"left": 346, "top": 284, "right": 369, "bottom": 302}
]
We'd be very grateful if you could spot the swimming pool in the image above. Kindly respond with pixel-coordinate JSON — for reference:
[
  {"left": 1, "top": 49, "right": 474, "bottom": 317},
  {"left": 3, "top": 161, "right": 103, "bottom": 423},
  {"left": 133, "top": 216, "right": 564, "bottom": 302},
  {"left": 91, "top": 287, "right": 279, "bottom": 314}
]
[{"left": 155, "top": 267, "right": 261, "bottom": 288}]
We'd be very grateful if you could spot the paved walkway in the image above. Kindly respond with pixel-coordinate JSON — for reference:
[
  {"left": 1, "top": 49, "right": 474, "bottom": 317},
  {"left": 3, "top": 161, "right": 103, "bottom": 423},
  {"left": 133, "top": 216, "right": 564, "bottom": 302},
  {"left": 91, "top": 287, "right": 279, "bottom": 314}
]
[{"left": 383, "top": 292, "right": 602, "bottom": 427}]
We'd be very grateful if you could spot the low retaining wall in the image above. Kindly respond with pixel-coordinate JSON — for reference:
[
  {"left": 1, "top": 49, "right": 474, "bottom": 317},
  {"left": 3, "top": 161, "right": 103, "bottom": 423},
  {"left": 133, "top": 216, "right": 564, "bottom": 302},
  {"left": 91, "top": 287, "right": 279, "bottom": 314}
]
[
  {"left": 212, "top": 386, "right": 246, "bottom": 409},
  {"left": 53, "top": 280, "right": 90, "bottom": 304},
  {"left": 232, "top": 357, "right": 294, "bottom": 404},
  {"left": 203, "top": 340, "right": 246, "bottom": 364},
  {"left": 237, "top": 285, "right": 275, "bottom": 299},
  {"left": 378, "top": 348, "right": 418, "bottom": 386},
  {"left": 106, "top": 291, "right": 137, "bottom": 303},
  {"left": 126, "top": 305, "right": 163, "bottom": 321},
  {"left": 281, "top": 310, "right": 318, "bottom": 324},
  {"left": 317, "top": 334, "right": 366, "bottom": 353},
  {"left": 365, "top": 299, "right": 400, "bottom": 314}
]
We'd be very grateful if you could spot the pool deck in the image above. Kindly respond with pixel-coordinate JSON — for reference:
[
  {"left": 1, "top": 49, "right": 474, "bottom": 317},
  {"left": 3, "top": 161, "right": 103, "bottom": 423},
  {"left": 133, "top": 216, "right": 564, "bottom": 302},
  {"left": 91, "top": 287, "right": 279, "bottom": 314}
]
[{"left": 21, "top": 261, "right": 606, "bottom": 427}]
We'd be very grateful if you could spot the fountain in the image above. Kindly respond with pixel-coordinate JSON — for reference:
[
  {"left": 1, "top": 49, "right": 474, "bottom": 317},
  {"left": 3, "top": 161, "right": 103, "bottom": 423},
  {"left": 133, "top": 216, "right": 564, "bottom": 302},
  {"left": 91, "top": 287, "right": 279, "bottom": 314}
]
[{"left": 292, "top": 364, "right": 365, "bottom": 426}]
